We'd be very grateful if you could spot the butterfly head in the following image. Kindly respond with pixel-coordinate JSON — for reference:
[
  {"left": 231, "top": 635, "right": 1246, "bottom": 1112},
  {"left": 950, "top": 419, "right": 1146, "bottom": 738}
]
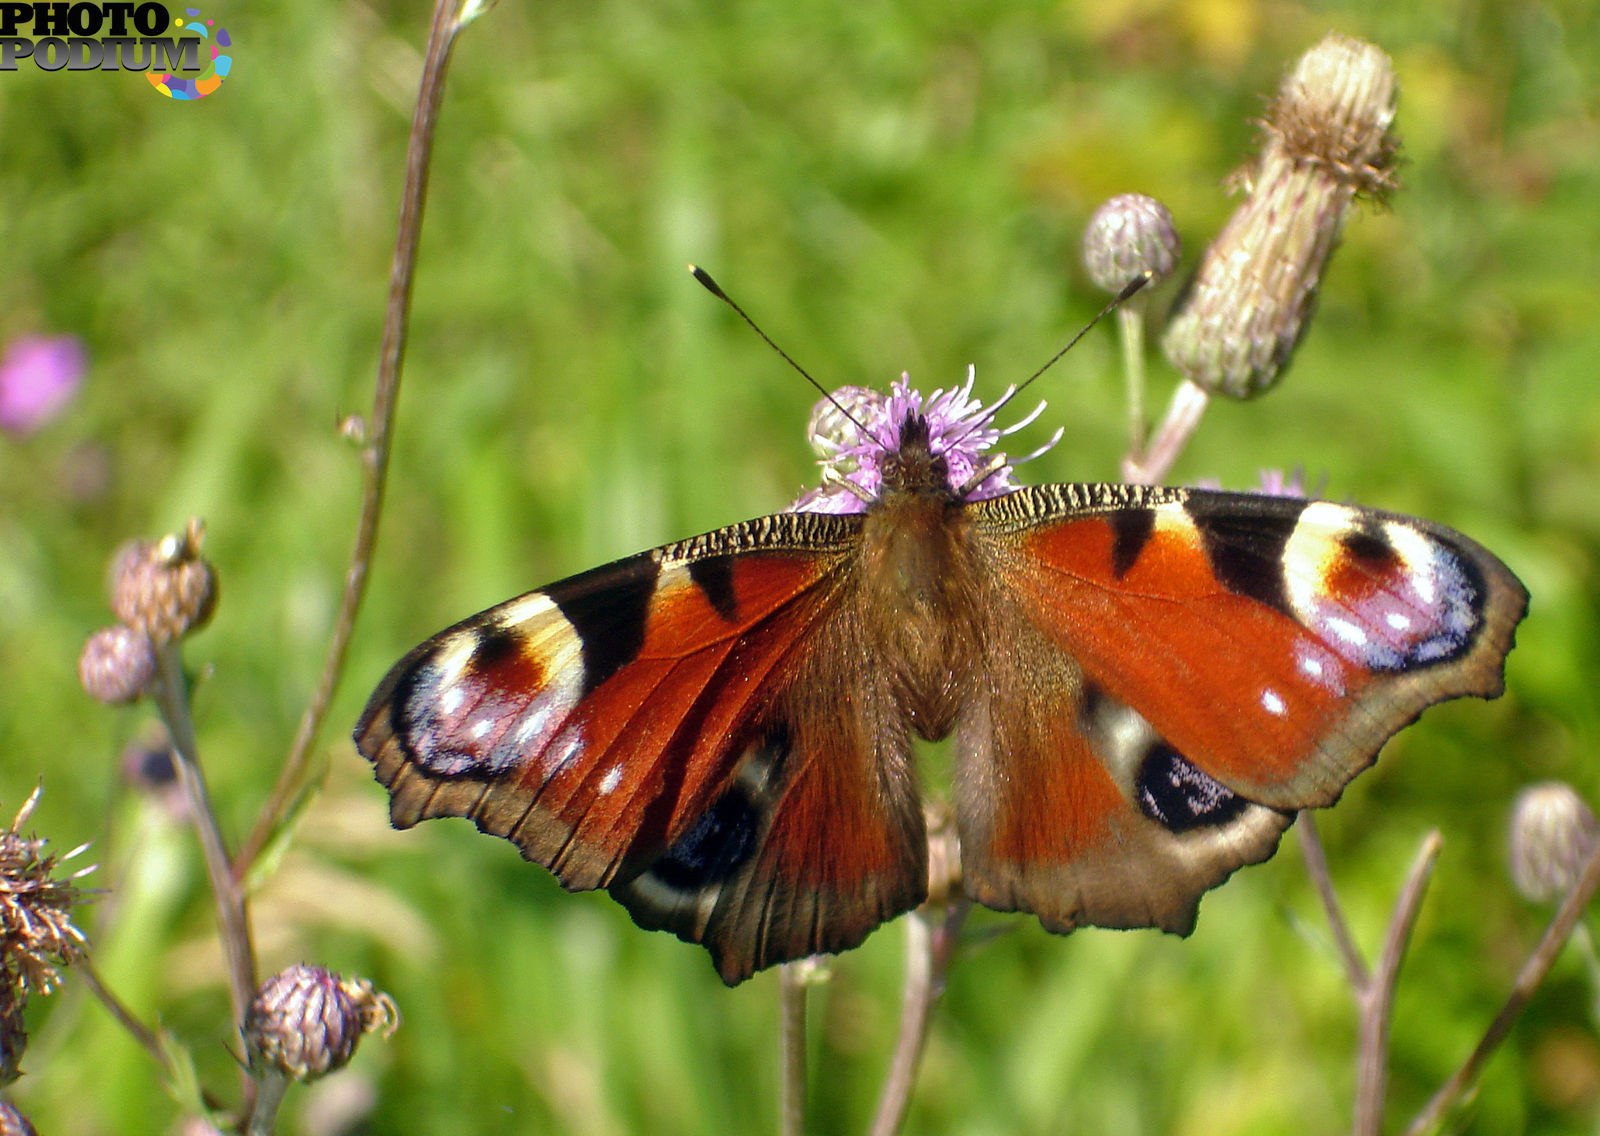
[{"left": 791, "top": 368, "right": 1059, "bottom": 514}]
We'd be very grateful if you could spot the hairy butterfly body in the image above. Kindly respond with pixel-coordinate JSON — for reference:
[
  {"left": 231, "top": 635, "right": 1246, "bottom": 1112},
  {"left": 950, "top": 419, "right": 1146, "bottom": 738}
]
[{"left": 356, "top": 377, "right": 1526, "bottom": 984}]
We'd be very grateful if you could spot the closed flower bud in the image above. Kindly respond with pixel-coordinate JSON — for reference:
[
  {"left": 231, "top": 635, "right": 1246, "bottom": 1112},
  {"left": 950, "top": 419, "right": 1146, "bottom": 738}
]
[
  {"left": 244, "top": 965, "right": 398, "bottom": 1083},
  {"left": 1162, "top": 34, "right": 1399, "bottom": 398},
  {"left": 1510, "top": 782, "right": 1600, "bottom": 903},
  {"left": 78, "top": 625, "right": 156, "bottom": 705},
  {"left": 109, "top": 519, "right": 217, "bottom": 644},
  {"left": 1082, "top": 194, "right": 1181, "bottom": 294},
  {"left": 0, "top": 1100, "right": 37, "bottom": 1136}
]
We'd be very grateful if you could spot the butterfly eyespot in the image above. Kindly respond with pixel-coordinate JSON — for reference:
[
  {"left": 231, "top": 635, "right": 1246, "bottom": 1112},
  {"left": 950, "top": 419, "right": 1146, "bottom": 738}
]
[
  {"left": 1135, "top": 744, "right": 1251, "bottom": 833},
  {"left": 647, "top": 788, "right": 762, "bottom": 891}
]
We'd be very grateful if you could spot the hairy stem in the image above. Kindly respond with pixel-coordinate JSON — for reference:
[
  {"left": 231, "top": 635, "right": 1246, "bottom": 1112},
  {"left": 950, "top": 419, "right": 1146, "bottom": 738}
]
[{"left": 235, "top": 0, "right": 475, "bottom": 880}]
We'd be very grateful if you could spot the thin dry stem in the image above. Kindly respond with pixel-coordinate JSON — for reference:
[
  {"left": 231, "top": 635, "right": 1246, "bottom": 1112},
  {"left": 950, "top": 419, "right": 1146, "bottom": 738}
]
[
  {"left": 1404, "top": 840, "right": 1600, "bottom": 1136},
  {"left": 1353, "top": 830, "right": 1441, "bottom": 1136},
  {"left": 777, "top": 963, "right": 807, "bottom": 1136},
  {"left": 869, "top": 899, "right": 970, "bottom": 1136},
  {"left": 76, "top": 960, "right": 171, "bottom": 1077},
  {"left": 148, "top": 644, "right": 257, "bottom": 1109},
  {"left": 1297, "top": 813, "right": 1371, "bottom": 990},
  {"left": 235, "top": 0, "right": 474, "bottom": 880}
]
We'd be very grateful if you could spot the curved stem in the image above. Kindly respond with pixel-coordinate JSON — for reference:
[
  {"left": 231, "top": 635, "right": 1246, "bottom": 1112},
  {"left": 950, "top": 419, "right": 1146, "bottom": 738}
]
[
  {"left": 235, "top": 0, "right": 474, "bottom": 881},
  {"left": 1353, "top": 830, "right": 1440, "bottom": 1136},
  {"left": 1404, "top": 840, "right": 1600, "bottom": 1136},
  {"left": 149, "top": 644, "right": 257, "bottom": 1108}
]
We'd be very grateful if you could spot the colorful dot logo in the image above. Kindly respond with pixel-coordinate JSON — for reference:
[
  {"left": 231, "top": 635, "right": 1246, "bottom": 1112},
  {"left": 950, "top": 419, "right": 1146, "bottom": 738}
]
[{"left": 147, "top": 7, "right": 231, "bottom": 99}]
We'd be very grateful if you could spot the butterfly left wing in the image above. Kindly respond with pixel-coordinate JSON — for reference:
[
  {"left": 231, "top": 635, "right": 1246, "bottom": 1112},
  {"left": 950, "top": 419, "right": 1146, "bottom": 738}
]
[
  {"left": 954, "top": 484, "right": 1526, "bottom": 935},
  {"left": 355, "top": 513, "right": 929, "bottom": 984}
]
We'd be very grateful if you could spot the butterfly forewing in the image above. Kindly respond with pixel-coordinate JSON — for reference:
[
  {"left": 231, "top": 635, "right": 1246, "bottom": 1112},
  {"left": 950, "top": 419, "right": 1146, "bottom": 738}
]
[{"left": 356, "top": 511, "right": 930, "bottom": 984}]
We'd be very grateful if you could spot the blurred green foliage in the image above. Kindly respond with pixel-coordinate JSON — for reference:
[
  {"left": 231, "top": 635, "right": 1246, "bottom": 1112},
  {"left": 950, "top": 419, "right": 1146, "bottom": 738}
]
[{"left": 1, "top": 0, "right": 1598, "bottom": 1132}]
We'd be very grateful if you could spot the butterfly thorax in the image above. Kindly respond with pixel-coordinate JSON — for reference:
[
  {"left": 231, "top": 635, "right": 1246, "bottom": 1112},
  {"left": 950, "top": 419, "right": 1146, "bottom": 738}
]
[{"left": 857, "top": 413, "right": 985, "bottom": 738}]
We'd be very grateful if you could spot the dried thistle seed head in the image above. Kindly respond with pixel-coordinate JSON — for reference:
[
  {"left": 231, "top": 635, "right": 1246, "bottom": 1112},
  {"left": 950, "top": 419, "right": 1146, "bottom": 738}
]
[
  {"left": 1161, "top": 34, "right": 1400, "bottom": 398},
  {"left": 109, "top": 519, "right": 217, "bottom": 645},
  {"left": 244, "top": 965, "right": 399, "bottom": 1083},
  {"left": 78, "top": 625, "right": 156, "bottom": 705},
  {"left": 1510, "top": 782, "right": 1600, "bottom": 903},
  {"left": 1082, "top": 194, "right": 1182, "bottom": 294},
  {"left": 0, "top": 1099, "right": 37, "bottom": 1136},
  {"left": 0, "top": 790, "right": 91, "bottom": 999}
]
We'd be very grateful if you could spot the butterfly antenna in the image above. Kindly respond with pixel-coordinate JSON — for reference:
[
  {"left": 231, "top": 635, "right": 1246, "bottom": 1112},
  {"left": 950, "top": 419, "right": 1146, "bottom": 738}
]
[
  {"left": 978, "top": 270, "right": 1154, "bottom": 429},
  {"left": 690, "top": 265, "right": 869, "bottom": 434}
]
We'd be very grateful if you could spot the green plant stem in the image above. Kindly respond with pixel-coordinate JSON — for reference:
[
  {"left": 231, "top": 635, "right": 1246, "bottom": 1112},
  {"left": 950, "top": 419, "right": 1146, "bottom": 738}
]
[
  {"left": 1123, "top": 378, "right": 1209, "bottom": 485},
  {"left": 1404, "top": 840, "right": 1600, "bottom": 1136},
  {"left": 149, "top": 644, "right": 258, "bottom": 1109},
  {"left": 234, "top": 0, "right": 474, "bottom": 882}
]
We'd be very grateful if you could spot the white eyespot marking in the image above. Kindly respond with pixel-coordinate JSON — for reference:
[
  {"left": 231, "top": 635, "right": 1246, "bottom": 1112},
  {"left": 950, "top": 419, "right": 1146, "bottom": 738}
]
[
  {"left": 1294, "top": 642, "right": 1348, "bottom": 697},
  {"left": 439, "top": 686, "right": 464, "bottom": 717},
  {"left": 1261, "top": 688, "right": 1286, "bottom": 716},
  {"left": 1281, "top": 504, "right": 1482, "bottom": 672},
  {"left": 598, "top": 764, "right": 623, "bottom": 796},
  {"left": 1300, "top": 655, "right": 1324, "bottom": 677},
  {"left": 470, "top": 718, "right": 493, "bottom": 741},
  {"left": 1326, "top": 615, "right": 1369, "bottom": 648},
  {"left": 542, "top": 729, "right": 585, "bottom": 780}
]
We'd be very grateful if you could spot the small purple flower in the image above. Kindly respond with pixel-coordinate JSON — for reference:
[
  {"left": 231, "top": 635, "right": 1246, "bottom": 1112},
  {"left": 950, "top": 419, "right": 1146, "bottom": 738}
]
[
  {"left": 0, "top": 335, "right": 86, "bottom": 437},
  {"left": 790, "top": 368, "right": 1058, "bottom": 514}
]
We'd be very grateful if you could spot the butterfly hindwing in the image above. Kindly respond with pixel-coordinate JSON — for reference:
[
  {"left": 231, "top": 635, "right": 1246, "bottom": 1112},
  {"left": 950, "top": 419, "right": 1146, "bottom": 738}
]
[
  {"left": 356, "top": 511, "right": 929, "bottom": 984},
  {"left": 952, "top": 483, "right": 1525, "bottom": 934}
]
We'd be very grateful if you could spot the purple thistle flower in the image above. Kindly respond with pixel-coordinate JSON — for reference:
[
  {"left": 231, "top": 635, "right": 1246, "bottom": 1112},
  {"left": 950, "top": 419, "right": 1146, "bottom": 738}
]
[
  {"left": 790, "top": 369, "right": 1058, "bottom": 514},
  {"left": 0, "top": 336, "right": 86, "bottom": 437}
]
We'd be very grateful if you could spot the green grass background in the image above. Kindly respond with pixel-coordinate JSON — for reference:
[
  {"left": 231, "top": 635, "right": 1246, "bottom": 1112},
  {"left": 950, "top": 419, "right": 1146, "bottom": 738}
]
[{"left": 2, "top": 0, "right": 1598, "bottom": 1131}]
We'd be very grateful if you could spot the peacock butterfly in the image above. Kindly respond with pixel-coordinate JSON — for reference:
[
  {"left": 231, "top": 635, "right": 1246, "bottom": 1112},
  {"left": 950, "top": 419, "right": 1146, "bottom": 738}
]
[{"left": 355, "top": 367, "right": 1526, "bottom": 985}]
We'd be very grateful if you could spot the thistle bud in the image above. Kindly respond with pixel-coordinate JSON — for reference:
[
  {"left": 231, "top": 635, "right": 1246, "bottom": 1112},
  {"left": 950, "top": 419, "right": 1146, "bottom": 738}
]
[
  {"left": 78, "top": 625, "right": 156, "bottom": 705},
  {"left": 244, "top": 965, "right": 398, "bottom": 1083},
  {"left": 0, "top": 1100, "right": 37, "bottom": 1136},
  {"left": 1082, "top": 194, "right": 1181, "bottom": 294},
  {"left": 109, "top": 519, "right": 217, "bottom": 644},
  {"left": 1162, "top": 34, "right": 1400, "bottom": 398},
  {"left": 1509, "top": 782, "right": 1600, "bottom": 903}
]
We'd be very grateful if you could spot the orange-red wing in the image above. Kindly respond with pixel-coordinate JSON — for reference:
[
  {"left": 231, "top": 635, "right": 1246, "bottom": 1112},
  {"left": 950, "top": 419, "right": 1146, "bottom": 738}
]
[
  {"left": 356, "top": 511, "right": 928, "bottom": 983},
  {"left": 973, "top": 486, "right": 1526, "bottom": 810}
]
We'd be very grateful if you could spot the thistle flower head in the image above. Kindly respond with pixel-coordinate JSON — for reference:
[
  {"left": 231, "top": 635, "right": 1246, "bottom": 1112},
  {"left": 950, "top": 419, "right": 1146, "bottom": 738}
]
[
  {"left": 78, "top": 625, "right": 156, "bottom": 706},
  {"left": 0, "top": 790, "right": 90, "bottom": 1000},
  {"left": 790, "top": 369, "right": 1057, "bottom": 513},
  {"left": 109, "top": 519, "right": 217, "bottom": 645},
  {"left": 1509, "top": 782, "right": 1600, "bottom": 903},
  {"left": 244, "top": 964, "right": 398, "bottom": 1084},
  {"left": 1082, "top": 193, "right": 1182, "bottom": 294},
  {"left": 1161, "top": 34, "right": 1400, "bottom": 399}
]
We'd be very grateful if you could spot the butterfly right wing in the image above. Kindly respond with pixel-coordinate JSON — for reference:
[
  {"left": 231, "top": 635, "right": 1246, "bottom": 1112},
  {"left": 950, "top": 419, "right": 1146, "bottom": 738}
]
[{"left": 355, "top": 512, "right": 928, "bottom": 984}]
